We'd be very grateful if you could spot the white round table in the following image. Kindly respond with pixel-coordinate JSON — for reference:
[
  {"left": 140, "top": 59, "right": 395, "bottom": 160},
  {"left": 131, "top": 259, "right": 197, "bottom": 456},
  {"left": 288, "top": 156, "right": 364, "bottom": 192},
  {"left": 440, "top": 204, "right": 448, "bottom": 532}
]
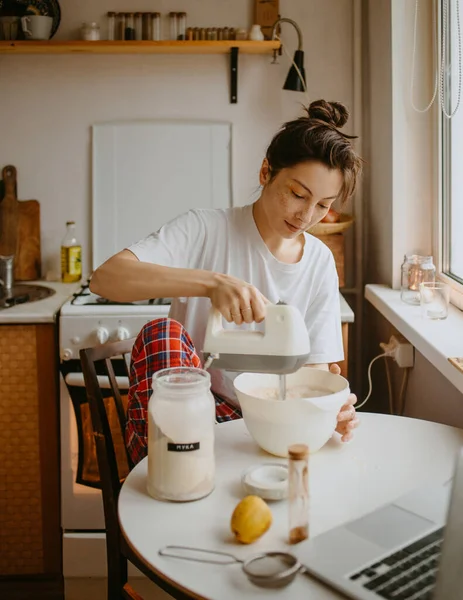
[{"left": 118, "top": 414, "right": 463, "bottom": 599}]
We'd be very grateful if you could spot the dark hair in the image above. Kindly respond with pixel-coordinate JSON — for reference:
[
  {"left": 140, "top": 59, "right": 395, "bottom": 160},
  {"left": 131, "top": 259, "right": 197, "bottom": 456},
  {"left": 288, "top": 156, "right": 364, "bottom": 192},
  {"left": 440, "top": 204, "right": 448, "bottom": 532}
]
[{"left": 265, "top": 99, "right": 363, "bottom": 204}]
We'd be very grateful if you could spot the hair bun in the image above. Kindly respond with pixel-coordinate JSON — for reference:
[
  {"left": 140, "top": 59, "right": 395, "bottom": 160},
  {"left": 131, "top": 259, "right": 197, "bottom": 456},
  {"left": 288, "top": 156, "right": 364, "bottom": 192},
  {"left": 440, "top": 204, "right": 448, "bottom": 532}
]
[{"left": 306, "top": 99, "right": 349, "bottom": 128}]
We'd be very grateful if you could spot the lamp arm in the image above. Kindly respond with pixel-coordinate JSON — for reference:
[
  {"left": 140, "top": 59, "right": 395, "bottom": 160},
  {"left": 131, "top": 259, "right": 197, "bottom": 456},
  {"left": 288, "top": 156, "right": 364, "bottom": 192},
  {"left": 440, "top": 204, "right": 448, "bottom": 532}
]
[{"left": 271, "top": 17, "right": 303, "bottom": 51}]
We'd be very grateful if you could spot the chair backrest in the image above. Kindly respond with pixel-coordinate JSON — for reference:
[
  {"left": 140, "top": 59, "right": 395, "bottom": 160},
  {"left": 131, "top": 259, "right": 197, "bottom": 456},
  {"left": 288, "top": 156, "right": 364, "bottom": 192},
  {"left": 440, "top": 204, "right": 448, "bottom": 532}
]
[{"left": 80, "top": 338, "right": 137, "bottom": 546}]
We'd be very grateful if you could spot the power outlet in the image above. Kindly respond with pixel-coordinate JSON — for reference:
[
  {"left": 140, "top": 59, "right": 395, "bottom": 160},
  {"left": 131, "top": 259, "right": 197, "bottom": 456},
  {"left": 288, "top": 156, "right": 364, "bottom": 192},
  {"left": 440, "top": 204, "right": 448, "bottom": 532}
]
[{"left": 380, "top": 335, "right": 414, "bottom": 368}]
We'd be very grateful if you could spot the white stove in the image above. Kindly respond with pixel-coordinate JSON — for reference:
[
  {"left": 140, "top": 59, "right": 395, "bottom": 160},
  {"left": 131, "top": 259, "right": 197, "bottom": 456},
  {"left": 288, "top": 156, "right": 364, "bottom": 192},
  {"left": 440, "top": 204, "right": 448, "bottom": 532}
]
[
  {"left": 59, "top": 281, "right": 171, "bottom": 361},
  {"left": 59, "top": 280, "right": 172, "bottom": 577}
]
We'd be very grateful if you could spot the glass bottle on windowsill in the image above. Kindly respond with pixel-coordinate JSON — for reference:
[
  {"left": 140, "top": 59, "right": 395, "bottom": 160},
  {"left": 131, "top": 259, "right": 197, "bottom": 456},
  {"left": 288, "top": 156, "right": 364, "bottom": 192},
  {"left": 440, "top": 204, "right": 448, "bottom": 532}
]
[
  {"left": 61, "top": 221, "right": 82, "bottom": 283},
  {"left": 400, "top": 254, "right": 436, "bottom": 305}
]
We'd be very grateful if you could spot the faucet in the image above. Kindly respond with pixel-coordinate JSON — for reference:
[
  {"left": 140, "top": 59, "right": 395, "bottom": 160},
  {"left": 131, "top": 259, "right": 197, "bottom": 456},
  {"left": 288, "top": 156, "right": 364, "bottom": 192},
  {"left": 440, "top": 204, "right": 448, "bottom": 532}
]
[{"left": 0, "top": 255, "right": 15, "bottom": 298}]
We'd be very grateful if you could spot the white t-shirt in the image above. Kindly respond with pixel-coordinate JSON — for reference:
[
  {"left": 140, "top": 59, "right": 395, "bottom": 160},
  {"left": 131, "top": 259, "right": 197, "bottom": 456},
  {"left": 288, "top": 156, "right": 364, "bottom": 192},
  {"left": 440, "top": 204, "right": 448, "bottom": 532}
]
[{"left": 128, "top": 204, "right": 344, "bottom": 406}]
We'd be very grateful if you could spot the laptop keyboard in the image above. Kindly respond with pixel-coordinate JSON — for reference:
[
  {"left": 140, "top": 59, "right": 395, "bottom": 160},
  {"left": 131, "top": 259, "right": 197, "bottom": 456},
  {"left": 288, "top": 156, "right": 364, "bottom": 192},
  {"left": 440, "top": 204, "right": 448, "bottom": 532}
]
[{"left": 349, "top": 527, "right": 444, "bottom": 600}]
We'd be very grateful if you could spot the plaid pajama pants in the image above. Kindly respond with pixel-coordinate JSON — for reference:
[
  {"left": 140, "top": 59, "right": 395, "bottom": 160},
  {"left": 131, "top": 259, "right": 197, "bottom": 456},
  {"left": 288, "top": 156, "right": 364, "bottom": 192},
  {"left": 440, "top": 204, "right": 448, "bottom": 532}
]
[{"left": 125, "top": 318, "right": 242, "bottom": 466}]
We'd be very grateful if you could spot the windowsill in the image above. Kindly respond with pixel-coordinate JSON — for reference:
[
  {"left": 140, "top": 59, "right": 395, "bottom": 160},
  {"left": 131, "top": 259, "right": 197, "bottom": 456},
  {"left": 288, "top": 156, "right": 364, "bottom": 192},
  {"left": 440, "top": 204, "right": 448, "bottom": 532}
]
[{"left": 365, "top": 284, "right": 463, "bottom": 394}]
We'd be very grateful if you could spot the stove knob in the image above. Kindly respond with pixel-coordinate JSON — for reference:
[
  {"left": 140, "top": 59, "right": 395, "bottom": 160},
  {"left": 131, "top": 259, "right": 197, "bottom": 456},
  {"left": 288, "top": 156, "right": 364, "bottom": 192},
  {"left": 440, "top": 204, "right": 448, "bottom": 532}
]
[
  {"left": 61, "top": 348, "right": 73, "bottom": 361},
  {"left": 116, "top": 326, "right": 130, "bottom": 341},
  {"left": 95, "top": 326, "right": 109, "bottom": 345}
]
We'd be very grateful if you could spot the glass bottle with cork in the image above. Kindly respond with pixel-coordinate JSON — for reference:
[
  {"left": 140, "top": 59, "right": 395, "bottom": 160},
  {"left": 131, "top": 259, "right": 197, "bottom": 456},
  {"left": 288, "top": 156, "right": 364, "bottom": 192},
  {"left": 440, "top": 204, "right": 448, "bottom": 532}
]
[
  {"left": 61, "top": 221, "right": 82, "bottom": 283},
  {"left": 288, "top": 443, "right": 309, "bottom": 544}
]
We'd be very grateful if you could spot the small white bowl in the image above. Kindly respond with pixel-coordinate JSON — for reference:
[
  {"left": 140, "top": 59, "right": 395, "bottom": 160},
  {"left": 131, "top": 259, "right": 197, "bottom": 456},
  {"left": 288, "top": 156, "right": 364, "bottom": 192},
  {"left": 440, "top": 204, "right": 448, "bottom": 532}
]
[
  {"left": 241, "top": 463, "right": 289, "bottom": 501},
  {"left": 234, "top": 368, "right": 350, "bottom": 458}
]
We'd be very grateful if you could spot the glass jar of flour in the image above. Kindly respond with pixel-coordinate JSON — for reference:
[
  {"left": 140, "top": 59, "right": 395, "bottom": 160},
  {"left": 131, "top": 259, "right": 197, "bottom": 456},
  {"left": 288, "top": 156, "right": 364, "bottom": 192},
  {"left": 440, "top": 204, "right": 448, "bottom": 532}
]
[{"left": 147, "top": 367, "right": 216, "bottom": 502}]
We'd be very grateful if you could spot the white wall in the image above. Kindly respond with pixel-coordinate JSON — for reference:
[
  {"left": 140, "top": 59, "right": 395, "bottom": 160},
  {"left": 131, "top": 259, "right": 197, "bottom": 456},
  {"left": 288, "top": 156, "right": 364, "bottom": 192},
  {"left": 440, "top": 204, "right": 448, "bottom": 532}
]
[
  {"left": 0, "top": 0, "right": 355, "bottom": 278},
  {"left": 365, "top": 0, "right": 434, "bottom": 289}
]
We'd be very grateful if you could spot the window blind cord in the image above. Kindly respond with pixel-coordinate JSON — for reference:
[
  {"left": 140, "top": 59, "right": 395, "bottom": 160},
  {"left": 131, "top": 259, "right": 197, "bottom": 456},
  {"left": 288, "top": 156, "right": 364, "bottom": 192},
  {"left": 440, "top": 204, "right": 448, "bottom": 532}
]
[
  {"left": 411, "top": 0, "right": 462, "bottom": 119},
  {"left": 440, "top": 0, "right": 462, "bottom": 118},
  {"left": 411, "top": 0, "right": 439, "bottom": 112}
]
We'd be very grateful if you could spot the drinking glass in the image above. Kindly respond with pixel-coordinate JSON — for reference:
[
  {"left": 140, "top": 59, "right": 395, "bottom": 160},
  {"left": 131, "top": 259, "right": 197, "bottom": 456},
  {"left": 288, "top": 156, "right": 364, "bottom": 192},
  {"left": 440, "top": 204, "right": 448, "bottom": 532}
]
[{"left": 419, "top": 282, "right": 450, "bottom": 320}]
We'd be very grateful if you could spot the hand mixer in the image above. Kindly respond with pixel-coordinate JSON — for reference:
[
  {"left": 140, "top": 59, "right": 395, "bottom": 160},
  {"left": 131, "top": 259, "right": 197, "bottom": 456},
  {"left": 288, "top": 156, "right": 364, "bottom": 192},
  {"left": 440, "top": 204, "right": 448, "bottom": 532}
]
[{"left": 202, "top": 303, "right": 310, "bottom": 376}]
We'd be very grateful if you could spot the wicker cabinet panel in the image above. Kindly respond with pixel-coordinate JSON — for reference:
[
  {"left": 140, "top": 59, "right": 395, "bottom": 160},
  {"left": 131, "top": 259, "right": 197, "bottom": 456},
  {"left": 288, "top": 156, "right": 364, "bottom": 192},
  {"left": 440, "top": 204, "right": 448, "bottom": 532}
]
[
  {"left": 0, "top": 325, "right": 43, "bottom": 575},
  {"left": 0, "top": 323, "right": 62, "bottom": 599}
]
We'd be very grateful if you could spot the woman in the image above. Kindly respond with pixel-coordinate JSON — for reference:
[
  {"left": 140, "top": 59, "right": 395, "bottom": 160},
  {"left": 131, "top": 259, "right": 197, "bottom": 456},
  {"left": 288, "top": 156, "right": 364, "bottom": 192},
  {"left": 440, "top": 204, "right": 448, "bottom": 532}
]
[{"left": 90, "top": 99, "right": 363, "bottom": 466}]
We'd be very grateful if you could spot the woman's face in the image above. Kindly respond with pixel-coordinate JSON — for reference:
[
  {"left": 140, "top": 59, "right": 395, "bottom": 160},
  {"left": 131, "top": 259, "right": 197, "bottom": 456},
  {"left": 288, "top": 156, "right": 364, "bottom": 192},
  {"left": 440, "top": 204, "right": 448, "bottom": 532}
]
[{"left": 258, "top": 159, "right": 344, "bottom": 238}]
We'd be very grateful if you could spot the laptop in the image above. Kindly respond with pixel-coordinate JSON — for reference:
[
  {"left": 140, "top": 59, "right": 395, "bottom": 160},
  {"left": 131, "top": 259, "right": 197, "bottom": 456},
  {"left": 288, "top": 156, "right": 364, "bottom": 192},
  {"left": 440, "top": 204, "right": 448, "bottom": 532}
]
[{"left": 295, "top": 447, "right": 463, "bottom": 600}]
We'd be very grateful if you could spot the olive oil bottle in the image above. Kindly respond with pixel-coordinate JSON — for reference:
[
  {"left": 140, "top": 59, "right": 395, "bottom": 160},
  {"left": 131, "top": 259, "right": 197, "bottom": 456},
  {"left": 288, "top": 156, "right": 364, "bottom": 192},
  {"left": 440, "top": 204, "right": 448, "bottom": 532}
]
[{"left": 61, "top": 221, "right": 82, "bottom": 283}]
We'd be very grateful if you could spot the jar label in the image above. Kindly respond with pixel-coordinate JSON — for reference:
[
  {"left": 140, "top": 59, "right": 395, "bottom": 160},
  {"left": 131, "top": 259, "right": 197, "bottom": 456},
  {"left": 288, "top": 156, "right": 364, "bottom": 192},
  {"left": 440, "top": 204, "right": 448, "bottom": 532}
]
[{"left": 167, "top": 442, "right": 200, "bottom": 452}]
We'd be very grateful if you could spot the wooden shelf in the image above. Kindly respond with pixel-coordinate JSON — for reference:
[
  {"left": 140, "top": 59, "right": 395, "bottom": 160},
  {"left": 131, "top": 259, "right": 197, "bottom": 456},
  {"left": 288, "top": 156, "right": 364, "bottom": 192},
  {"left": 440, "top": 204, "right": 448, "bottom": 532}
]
[
  {"left": 0, "top": 39, "right": 280, "bottom": 55},
  {"left": 0, "top": 39, "right": 281, "bottom": 104}
]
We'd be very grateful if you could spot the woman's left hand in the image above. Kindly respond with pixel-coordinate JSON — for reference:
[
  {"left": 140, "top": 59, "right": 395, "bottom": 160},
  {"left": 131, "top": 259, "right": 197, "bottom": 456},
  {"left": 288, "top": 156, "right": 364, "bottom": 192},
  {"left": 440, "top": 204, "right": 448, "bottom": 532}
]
[{"left": 329, "top": 363, "right": 360, "bottom": 442}]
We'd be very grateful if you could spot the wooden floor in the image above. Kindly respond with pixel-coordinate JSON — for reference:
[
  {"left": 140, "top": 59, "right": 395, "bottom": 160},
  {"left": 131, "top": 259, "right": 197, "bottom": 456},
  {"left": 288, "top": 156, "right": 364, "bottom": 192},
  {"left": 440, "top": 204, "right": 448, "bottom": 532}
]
[{"left": 65, "top": 577, "right": 173, "bottom": 599}]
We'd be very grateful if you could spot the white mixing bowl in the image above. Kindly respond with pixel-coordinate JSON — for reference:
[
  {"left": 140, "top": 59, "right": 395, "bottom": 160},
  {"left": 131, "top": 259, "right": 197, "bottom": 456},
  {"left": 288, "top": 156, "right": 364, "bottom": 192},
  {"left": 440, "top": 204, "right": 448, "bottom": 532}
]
[{"left": 233, "top": 368, "right": 350, "bottom": 457}]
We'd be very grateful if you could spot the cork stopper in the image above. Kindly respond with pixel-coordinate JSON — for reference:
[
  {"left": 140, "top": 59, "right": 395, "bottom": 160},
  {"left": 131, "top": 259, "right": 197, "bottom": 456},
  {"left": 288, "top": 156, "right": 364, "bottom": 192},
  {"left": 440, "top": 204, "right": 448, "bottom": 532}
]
[{"left": 288, "top": 444, "right": 309, "bottom": 460}]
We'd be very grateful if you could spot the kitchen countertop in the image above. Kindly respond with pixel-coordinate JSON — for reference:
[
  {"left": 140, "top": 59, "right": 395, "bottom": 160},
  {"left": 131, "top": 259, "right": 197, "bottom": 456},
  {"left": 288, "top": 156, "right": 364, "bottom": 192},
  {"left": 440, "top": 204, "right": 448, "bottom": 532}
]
[
  {"left": 339, "top": 292, "right": 354, "bottom": 323},
  {"left": 0, "top": 283, "right": 354, "bottom": 325},
  {"left": 0, "top": 281, "right": 81, "bottom": 324}
]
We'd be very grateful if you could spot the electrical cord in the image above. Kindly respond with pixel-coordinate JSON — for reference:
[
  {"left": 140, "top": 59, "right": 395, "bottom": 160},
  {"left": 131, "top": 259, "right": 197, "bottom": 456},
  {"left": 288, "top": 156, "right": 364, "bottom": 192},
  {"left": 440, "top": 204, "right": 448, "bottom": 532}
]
[
  {"left": 384, "top": 355, "right": 394, "bottom": 414},
  {"left": 357, "top": 350, "right": 411, "bottom": 414},
  {"left": 356, "top": 352, "right": 392, "bottom": 410}
]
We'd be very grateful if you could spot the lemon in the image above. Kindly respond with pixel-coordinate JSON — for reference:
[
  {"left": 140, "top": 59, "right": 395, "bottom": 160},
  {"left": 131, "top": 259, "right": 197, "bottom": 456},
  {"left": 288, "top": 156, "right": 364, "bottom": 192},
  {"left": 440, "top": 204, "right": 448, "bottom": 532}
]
[{"left": 230, "top": 495, "right": 272, "bottom": 544}]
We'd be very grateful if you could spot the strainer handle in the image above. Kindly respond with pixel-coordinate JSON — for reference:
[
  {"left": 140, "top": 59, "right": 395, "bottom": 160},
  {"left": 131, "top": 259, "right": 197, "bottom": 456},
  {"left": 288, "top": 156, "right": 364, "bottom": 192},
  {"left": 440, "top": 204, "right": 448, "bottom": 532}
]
[{"left": 159, "top": 545, "right": 241, "bottom": 565}]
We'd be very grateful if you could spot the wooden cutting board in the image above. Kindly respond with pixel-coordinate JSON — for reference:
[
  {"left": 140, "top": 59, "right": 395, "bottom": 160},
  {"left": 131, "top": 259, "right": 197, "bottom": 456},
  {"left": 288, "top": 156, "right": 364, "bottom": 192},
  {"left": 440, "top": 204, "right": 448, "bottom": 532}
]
[
  {"left": 0, "top": 165, "right": 19, "bottom": 258},
  {"left": 0, "top": 165, "right": 41, "bottom": 281}
]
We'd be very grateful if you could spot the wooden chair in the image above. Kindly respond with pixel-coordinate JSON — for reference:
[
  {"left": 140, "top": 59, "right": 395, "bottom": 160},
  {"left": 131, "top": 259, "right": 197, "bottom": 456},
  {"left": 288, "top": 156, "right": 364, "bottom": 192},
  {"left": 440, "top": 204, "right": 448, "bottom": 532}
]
[{"left": 80, "top": 339, "right": 190, "bottom": 600}]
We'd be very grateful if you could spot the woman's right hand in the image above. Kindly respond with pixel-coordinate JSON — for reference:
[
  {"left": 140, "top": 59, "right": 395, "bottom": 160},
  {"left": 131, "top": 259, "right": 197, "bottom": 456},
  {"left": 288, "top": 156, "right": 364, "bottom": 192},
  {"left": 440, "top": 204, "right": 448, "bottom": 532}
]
[{"left": 207, "top": 273, "right": 269, "bottom": 325}]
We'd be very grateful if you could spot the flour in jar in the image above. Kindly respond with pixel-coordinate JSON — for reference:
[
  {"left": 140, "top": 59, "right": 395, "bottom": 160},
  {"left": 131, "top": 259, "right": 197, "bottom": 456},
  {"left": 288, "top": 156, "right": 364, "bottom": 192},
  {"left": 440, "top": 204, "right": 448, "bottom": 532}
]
[
  {"left": 147, "top": 412, "right": 215, "bottom": 502},
  {"left": 248, "top": 385, "right": 331, "bottom": 401}
]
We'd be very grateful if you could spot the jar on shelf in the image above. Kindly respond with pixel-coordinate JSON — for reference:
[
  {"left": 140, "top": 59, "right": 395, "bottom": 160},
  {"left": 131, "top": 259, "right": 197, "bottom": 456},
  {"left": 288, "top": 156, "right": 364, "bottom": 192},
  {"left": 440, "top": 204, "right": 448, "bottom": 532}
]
[
  {"left": 81, "top": 22, "right": 100, "bottom": 41},
  {"left": 107, "top": 12, "right": 116, "bottom": 41},
  {"left": 288, "top": 444, "right": 309, "bottom": 544},
  {"left": 151, "top": 12, "right": 161, "bottom": 41},
  {"left": 236, "top": 28, "right": 247, "bottom": 40},
  {"left": 146, "top": 367, "right": 216, "bottom": 502},
  {"left": 177, "top": 12, "right": 187, "bottom": 40},
  {"left": 125, "top": 13, "right": 135, "bottom": 40},
  {"left": 400, "top": 254, "right": 436, "bottom": 305},
  {"left": 134, "top": 12, "right": 143, "bottom": 40},
  {"left": 169, "top": 11, "right": 178, "bottom": 40},
  {"left": 118, "top": 13, "right": 126, "bottom": 40},
  {"left": 142, "top": 12, "right": 152, "bottom": 40}
]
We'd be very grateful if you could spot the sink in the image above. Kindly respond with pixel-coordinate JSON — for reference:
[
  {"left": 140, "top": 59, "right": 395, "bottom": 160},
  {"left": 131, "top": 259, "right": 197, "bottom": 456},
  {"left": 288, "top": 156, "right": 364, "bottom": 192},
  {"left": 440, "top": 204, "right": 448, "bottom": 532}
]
[{"left": 0, "top": 284, "right": 56, "bottom": 309}]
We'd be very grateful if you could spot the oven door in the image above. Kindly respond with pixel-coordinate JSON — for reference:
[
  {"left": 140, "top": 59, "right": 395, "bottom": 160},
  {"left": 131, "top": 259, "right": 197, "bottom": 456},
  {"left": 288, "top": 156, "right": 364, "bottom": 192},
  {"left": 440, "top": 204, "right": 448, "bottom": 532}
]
[{"left": 60, "top": 360, "right": 130, "bottom": 531}]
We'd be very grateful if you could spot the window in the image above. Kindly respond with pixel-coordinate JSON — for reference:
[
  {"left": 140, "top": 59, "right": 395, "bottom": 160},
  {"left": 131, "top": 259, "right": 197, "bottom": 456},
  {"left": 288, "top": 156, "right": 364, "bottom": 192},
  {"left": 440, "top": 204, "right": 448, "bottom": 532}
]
[{"left": 441, "top": 0, "right": 463, "bottom": 303}]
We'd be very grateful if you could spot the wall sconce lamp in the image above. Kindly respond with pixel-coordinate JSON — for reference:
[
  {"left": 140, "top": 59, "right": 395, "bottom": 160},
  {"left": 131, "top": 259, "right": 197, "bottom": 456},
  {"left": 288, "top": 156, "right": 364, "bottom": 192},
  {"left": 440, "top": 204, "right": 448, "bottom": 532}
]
[{"left": 271, "top": 17, "right": 306, "bottom": 92}]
